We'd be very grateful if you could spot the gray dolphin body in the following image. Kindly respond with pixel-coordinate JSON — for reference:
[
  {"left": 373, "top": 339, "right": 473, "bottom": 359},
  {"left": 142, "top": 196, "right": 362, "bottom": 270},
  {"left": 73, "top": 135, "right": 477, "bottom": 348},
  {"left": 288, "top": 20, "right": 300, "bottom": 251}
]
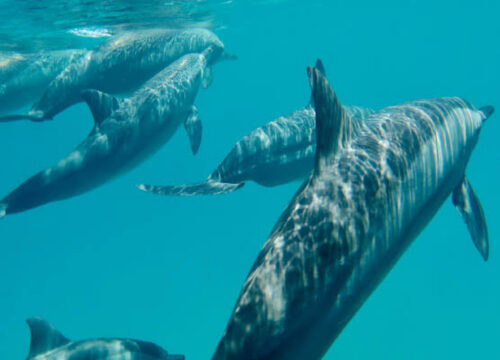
[
  {"left": 25, "top": 317, "right": 184, "bottom": 360},
  {"left": 0, "top": 28, "right": 229, "bottom": 122},
  {"left": 138, "top": 99, "right": 374, "bottom": 195},
  {"left": 0, "top": 50, "right": 213, "bottom": 217},
  {"left": 0, "top": 49, "right": 87, "bottom": 114},
  {"left": 212, "top": 63, "right": 493, "bottom": 360}
]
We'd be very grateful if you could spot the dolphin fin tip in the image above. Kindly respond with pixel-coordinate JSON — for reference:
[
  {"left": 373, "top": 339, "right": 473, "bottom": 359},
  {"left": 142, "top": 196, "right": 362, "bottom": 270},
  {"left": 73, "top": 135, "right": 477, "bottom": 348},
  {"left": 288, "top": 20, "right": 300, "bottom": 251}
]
[
  {"left": 0, "top": 113, "right": 45, "bottom": 123},
  {"left": 137, "top": 181, "right": 244, "bottom": 197},
  {"left": 479, "top": 105, "right": 494, "bottom": 120}
]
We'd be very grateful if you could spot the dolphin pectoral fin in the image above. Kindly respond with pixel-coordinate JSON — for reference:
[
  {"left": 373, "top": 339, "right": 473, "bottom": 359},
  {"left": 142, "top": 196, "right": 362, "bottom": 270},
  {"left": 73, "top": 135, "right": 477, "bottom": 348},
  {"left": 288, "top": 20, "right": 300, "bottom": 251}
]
[
  {"left": 202, "top": 66, "right": 213, "bottom": 89},
  {"left": 81, "top": 89, "right": 120, "bottom": 125},
  {"left": 184, "top": 106, "right": 202, "bottom": 155},
  {"left": 452, "top": 177, "right": 489, "bottom": 261},
  {"left": 307, "top": 59, "right": 345, "bottom": 174},
  {"left": 26, "top": 317, "right": 71, "bottom": 358},
  {"left": 137, "top": 181, "right": 244, "bottom": 196}
]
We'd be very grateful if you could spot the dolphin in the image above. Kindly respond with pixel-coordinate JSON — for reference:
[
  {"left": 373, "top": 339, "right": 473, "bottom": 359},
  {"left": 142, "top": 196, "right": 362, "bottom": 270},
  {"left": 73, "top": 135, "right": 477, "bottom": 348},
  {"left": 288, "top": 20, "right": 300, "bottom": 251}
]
[
  {"left": 212, "top": 61, "right": 493, "bottom": 360},
  {"left": 0, "top": 49, "right": 87, "bottom": 115},
  {"left": 0, "top": 49, "right": 215, "bottom": 218},
  {"left": 25, "top": 317, "right": 184, "bottom": 360},
  {"left": 138, "top": 62, "right": 374, "bottom": 196},
  {"left": 0, "top": 28, "right": 232, "bottom": 122}
]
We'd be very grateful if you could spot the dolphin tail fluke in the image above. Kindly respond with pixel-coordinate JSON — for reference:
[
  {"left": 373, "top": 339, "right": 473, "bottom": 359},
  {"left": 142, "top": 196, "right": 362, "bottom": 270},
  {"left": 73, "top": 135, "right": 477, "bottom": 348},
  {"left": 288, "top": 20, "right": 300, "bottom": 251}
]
[
  {"left": 0, "top": 113, "right": 46, "bottom": 123},
  {"left": 137, "top": 180, "right": 244, "bottom": 196}
]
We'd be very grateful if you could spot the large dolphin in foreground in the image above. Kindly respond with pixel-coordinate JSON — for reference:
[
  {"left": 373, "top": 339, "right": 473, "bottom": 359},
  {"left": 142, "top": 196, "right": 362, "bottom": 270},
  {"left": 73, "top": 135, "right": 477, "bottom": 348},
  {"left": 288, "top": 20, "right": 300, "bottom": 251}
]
[
  {"left": 138, "top": 64, "right": 374, "bottom": 196},
  {"left": 0, "top": 28, "right": 232, "bottom": 122},
  {"left": 212, "top": 61, "right": 493, "bottom": 360},
  {"left": 25, "top": 317, "right": 184, "bottom": 360},
  {"left": 0, "top": 49, "right": 215, "bottom": 218},
  {"left": 0, "top": 49, "right": 87, "bottom": 114}
]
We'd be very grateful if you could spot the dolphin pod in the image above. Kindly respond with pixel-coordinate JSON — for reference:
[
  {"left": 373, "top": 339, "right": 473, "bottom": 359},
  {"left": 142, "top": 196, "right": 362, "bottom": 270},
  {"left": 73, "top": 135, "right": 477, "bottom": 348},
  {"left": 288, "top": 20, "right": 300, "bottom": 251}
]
[
  {"left": 0, "top": 48, "right": 216, "bottom": 218},
  {"left": 1, "top": 25, "right": 495, "bottom": 360},
  {"left": 0, "top": 28, "right": 233, "bottom": 122},
  {"left": 211, "top": 61, "right": 492, "bottom": 360},
  {"left": 24, "top": 317, "right": 184, "bottom": 360},
  {"left": 0, "top": 49, "right": 87, "bottom": 114}
]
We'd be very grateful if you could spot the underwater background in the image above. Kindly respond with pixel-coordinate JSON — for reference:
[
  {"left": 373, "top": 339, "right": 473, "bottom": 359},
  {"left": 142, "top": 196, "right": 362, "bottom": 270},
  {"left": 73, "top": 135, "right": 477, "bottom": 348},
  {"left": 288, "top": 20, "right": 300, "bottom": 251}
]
[{"left": 0, "top": 0, "right": 499, "bottom": 359}]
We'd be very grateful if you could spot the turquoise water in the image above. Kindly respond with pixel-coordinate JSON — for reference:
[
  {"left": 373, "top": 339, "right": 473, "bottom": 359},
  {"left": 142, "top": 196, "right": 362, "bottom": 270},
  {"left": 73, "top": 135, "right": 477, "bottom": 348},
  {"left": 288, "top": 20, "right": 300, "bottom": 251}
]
[{"left": 0, "top": 0, "right": 499, "bottom": 359}]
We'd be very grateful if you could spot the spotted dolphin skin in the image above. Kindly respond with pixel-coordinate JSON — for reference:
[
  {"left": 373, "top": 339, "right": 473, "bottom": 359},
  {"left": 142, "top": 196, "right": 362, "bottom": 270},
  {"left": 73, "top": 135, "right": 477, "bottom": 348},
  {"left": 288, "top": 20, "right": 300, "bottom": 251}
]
[
  {"left": 138, "top": 63, "right": 374, "bottom": 196},
  {"left": 0, "top": 28, "right": 232, "bottom": 122},
  {"left": 0, "top": 49, "right": 87, "bottom": 114},
  {"left": 0, "top": 49, "right": 215, "bottom": 218},
  {"left": 212, "top": 62, "right": 493, "bottom": 360},
  {"left": 25, "top": 317, "right": 184, "bottom": 360}
]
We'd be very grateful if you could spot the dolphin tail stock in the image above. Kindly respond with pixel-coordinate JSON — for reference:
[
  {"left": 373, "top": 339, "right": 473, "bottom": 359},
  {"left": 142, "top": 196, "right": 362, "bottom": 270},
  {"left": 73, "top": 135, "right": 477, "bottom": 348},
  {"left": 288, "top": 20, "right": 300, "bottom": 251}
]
[{"left": 137, "top": 180, "right": 245, "bottom": 196}]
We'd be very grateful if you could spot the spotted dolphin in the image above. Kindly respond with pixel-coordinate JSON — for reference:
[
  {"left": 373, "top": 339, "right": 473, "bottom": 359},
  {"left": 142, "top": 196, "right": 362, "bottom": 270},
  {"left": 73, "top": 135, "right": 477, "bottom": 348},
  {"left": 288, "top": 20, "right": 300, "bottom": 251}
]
[
  {"left": 0, "top": 49, "right": 87, "bottom": 114},
  {"left": 212, "top": 61, "right": 493, "bottom": 360},
  {"left": 138, "top": 62, "right": 374, "bottom": 196},
  {"left": 24, "top": 317, "right": 184, "bottom": 360},
  {"left": 0, "top": 49, "right": 215, "bottom": 218},
  {"left": 0, "top": 28, "right": 232, "bottom": 122}
]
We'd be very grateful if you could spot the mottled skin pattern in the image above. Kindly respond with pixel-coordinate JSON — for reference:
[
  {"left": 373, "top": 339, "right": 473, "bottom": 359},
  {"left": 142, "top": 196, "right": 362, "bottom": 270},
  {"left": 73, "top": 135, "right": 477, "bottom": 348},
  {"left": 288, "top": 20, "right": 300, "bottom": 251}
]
[
  {"left": 31, "top": 339, "right": 177, "bottom": 360},
  {"left": 212, "top": 68, "right": 489, "bottom": 360},
  {"left": 0, "top": 51, "right": 210, "bottom": 216},
  {"left": 2, "top": 28, "right": 225, "bottom": 121},
  {"left": 139, "top": 105, "right": 373, "bottom": 196},
  {"left": 0, "top": 49, "right": 86, "bottom": 114},
  {"left": 210, "top": 105, "right": 374, "bottom": 186},
  {"left": 26, "top": 317, "right": 183, "bottom": 360}
]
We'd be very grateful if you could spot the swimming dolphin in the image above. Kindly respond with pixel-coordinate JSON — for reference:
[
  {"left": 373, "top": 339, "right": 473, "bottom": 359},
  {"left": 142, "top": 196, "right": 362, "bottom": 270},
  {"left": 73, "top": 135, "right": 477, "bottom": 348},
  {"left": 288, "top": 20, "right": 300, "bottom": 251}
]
[
  {"left": 0, "top": 28, "right": 232, "bottom": 122},
  {"left": 211, "top": 61, "right": 493, "bottom": 360},
  {"left": 25, "top": 317, "right": 184, "bottom": 360},
  {"left": 0, "top": 49, "right": 87, "bottom": 114},
  {"left": 0, "top": 49, "right": 215, "bottom": 218},
  {"left": 138, "top": 62, "right": 374, "bottom": 196}
]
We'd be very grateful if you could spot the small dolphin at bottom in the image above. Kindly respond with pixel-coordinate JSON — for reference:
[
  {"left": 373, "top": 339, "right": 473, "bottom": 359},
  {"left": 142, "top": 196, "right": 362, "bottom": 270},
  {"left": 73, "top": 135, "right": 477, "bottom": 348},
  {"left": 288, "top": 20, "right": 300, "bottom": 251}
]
[
  {"left": 211, "top": 61, "right": 493, "bottom": 360},
  {"left": 138, "top": 62, "right": 374, "bottom": 197},
  {"left": 24, "top": 317, "right": 184, "bottom": 360}
]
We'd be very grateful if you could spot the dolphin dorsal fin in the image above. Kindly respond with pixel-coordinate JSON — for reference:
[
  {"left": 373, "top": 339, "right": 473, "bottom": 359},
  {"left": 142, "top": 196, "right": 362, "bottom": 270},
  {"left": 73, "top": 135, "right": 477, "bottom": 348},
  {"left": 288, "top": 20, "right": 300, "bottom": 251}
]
[
  {"left": 27, "top": 317, "right": 70, "bottom": 358},
  {"left": 81, "top": 89, "right": 120, "bottom": 125},
  {"left": 315, "top": 59, "right": 326, "bottom": 76},
  {"left": 307, "top": 60, "right": 346, "bottom": 173},
  {"left": 308, "top": 59, "right": 326, "bottom": 107}
]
